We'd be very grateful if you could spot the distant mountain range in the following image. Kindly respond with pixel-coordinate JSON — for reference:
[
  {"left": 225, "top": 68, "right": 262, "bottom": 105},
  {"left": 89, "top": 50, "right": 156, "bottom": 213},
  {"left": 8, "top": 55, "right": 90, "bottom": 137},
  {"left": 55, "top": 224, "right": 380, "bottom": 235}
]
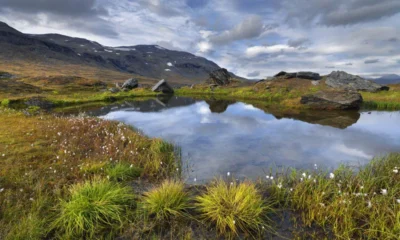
[
  {"left": 0, "top": 21, "right": 241, "bottom": 83},
  {"left": 371, "top": 74, "right": 400, "bottom": 85}
]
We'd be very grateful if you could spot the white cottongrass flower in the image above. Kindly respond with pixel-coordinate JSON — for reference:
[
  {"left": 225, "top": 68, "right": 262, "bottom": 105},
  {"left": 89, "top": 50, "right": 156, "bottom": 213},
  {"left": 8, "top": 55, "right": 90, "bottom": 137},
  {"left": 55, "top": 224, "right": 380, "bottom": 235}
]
[
  {"left": 277, "top": 183, "right": 282, "bottom": 189},
  {"left": 266, "top": 175, "right": 270, "bottom": 179},
  {"left": 300, "top": 177, "right": 303, "bottom": 182},
  {"left": 227, "top": 172, "right": 230, "bottom": 176},
  {"left": 302, "top": 172, "right": 306, "bottom": 177},
  {"left": 270, "top": 176, "right": 274, "bottom": 180},
  {"left": 396, "top": 199, "right": 400, "bottom": 204},
  {"left": 393, "top": 169, "right": 399, "bottom": 174},
  {"left": 319, "top": 203, "right": 325, "bottom": 207},
  {"left": 130, "top": 164, "right": 133, "bottom": 168},
  {"left": 194, "top": 178, "right": 197, "bottom": 182},
  {"left": 0, "top": 188, "right": 4, "bottom": 193},
  {"left": 2, "top": 154, "right": 5, "bottom": 157},
  {"left": 233, "top": 220, "right": 236, "bottom": 224},
  {"left": 381, "top": 189, "right": 388, "bottom": 195},
  {"left": 367, "top": 201, "right": 372, "bottom": 208},
  {"left": 329, "top": 173, "right": 335, "bottom": 179}
]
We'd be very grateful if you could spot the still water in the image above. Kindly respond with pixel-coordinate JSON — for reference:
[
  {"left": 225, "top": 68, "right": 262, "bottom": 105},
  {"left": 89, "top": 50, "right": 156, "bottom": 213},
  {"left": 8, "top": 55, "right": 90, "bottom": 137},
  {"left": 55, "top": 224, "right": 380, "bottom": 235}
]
[{"left": 91, "top": 96, "right": 400, "bottom": 182}]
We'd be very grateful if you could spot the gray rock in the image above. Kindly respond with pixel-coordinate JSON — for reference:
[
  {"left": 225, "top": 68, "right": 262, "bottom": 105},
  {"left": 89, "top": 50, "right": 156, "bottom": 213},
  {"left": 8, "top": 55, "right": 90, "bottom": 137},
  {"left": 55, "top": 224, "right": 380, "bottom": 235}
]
[
  {"left": 274, "top": 71, "right": 320, "bottom": 80},
  {"left": 152, "top": 79, "right": 174, "bottom": 93},
  {"left": 300, "top": 90, "right": 363, "bottom": 110},
  {"left": 296, "top": 71, "right": 320, "bottom": 80},
  {"left": 109, "top": 87, "right": 120, "bottom": 93},
  {"left": 0, "top": 72, "right": 13, "bottom": 79},
  {"left": 121, "top": 78, "right": 138, "bottom": 90},
  {"left": 326, "top": 71, "right": 389, "bottom": 92},
  {"left": 206, "top": 68, "right": 231, "bottom": 86}
]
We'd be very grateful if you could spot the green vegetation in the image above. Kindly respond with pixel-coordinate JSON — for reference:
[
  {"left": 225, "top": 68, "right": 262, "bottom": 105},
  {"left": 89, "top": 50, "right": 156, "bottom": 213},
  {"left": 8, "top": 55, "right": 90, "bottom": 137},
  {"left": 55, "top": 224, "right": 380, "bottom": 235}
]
[
  {"left": 196, "top": 179, "right": 271, "bottom": 238},
  {"left": 1, "top": 98, "right": 9, "bottom": 106},
  {"left": 106, "top": 163, "right": 142, "bottom": 181},
  {"left": 142, "top": 180, "right": 190, "bottom": 221},
  {"left": 52, "top": 178, "right": 135, "bottom": 239}
]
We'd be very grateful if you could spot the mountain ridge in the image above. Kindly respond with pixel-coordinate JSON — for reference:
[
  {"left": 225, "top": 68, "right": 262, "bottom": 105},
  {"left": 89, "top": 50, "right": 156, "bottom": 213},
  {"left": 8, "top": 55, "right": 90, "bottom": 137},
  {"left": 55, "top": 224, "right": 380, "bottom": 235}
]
[{"left": 0, "top": 21, "right": 240, "bottom": 84}]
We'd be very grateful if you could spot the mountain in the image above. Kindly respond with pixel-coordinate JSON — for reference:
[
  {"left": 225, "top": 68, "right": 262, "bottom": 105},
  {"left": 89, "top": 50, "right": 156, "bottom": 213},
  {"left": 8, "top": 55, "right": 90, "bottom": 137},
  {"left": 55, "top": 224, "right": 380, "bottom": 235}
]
[
  {"left": 0, "top": 21, "right": 235, "bottom": 84},
  {"left": 372, "top": 74, "right": 400, "bottom": 85}
]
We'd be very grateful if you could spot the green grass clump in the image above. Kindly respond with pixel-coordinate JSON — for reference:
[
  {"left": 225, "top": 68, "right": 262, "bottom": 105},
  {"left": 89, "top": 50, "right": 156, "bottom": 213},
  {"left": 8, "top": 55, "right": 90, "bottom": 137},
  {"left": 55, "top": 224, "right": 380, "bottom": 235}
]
[
  {"left": 53, "top": 177, "right": 135, "bottom": 239},
  {"left": 196, "top": 179, "right": 270, "bottom": 238},
  {"left": 106, "top": 163, "right": 142, "bottom": 181},
  {"left": 1, "top": 99, "right": 10, "bottom": 107},
  {"left": 142, "top": 180, "right": 190, "bottom": 221},
  {"left": 6, "top": 212, "right": 47, "bottom": 240}
]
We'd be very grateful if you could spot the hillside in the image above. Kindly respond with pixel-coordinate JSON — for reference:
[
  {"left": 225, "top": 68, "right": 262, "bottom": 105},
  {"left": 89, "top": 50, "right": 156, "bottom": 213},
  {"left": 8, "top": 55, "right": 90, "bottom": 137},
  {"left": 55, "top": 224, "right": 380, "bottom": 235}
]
[
  {"left": 0, "top": 21, "right": 232, "bottom": 84},
  {"left": 372, "top": 74, "right": 400, "bottom": 85}
]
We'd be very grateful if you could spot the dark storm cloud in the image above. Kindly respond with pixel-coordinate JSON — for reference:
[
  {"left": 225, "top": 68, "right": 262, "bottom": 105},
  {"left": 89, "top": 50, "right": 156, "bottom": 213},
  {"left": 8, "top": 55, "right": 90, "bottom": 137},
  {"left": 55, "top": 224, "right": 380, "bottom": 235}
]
[
  {"left": 247, "top": 71, "right": 260, "bottom": 77},
  {"left": 388, "top": 37, "right": 398, "bottom": 42},
  {"left": 0, "top": 0, "right": 107, "bottom": 17},
  {"left": 284, "top": 0, "right": 400, "bottom": 26},
  {"left": 364, "top": 59, "right": 380, "bottom": 64}
]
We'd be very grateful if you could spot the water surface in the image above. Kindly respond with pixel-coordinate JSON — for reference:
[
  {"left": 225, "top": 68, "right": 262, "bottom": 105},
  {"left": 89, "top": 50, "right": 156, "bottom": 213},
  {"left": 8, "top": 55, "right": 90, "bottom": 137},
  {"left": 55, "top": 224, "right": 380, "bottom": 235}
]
[{"left": 95, "top": 96, "right": 400, "bottom": 182}]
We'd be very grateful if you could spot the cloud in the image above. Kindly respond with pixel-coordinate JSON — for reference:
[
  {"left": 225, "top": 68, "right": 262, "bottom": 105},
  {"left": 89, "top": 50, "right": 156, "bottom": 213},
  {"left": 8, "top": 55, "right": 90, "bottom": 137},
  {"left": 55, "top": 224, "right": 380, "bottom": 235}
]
[
  {"left": 0, "top": 0, "right": 118, "bottom": 37},
  {"left": 247, "top": 71, "right": 260, "bottom": 77},
  {"left": 138, "top": 0, "right": 182, "bottom": 17},
  {"left": 245, "top": 44, "right": 299, "bottom": 57},
  {"left": 388, "top": 37, "right": 398, "bottom": 42},
  {"left": 186, "top": 0, "right": 209, "bottom": 9},
  {"left": 325, "top": 66, "right": 335, "bottom": 69},
  {"left": 0, "top": 0, "right": 107, "bottom": 17},
  {"left": 209, "top": 15, "right": 265, "bottom": 45},
  {"left": 283, "top": 0, "right": 400, "bottom": 26},
  {"left": 345, "top": 63, "right": 353, "bottom": 66},
  {"left": 364, "top": 59, "right": 380, "bottom": 64},
  {"left": 287, "top": 38, "right": 309, "bottom": 48}
]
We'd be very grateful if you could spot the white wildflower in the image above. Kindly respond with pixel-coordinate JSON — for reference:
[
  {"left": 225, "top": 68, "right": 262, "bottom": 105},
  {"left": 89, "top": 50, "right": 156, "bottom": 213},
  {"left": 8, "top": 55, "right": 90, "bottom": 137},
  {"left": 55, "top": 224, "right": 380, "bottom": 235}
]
[
  {"left": 0, "top": 188, "right": 4, "bottom": 193},
  {"left": 367, "top": 201, "right": 372, "bottom": 208},
  {"left": 396, "top": 199, "right": 400, "bottom": 204},
  {"left": 194, "top": 178, "right": 197, "bottom": 182},
  {"left": 393, "top": 169, "right": 399, "bottom": 174},
  {"left": 302, "top": 172, "right": 306, "bottom": 177},
  {"left": 277, "top": 183, "right": 282, "bottom": 189},
  {"left": 329, "top": 173, "right": 335, "bottom": 179},
  {"left": 270, "top": 176, "right": 274, "bottom": 180},
  {"left": 227, "top": 172, "right": 230, "bottom": 176},
  {"left": 381, "top": 189, "right": 388, "bottom": 195}
]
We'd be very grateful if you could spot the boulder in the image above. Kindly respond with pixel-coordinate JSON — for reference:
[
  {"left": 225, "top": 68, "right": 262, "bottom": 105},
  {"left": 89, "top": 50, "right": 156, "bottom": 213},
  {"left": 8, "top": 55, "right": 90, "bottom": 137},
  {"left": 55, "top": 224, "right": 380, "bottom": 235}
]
[
  {"left": 206, "top": 68, "right": 231, "bottom": 86},
  {"left": 121, "top": 78, "right": 138, "bottom": 90},
  {"left": 300, "top": 90, "right": 363, "bottom": 110},
  {"left": 206, "top": 100, "right": 236, "bottom": 113},
  {"left": 152, "top": 79, "right": 174, "bottom": 93},
  {"left": 0, "top": 72, "right": 13, "bottom": 79},
  {"left": 296, "top": 71, "right": 320, "bottom": 80},
  {"left": 274, "top": 71, "right": 320, "bottom": 80},
  {"left": 109, "top": 87, "right": 120, "bottom": 93},
  {"left": 326, "top": 71, "right": 389, "bottom": 92}
]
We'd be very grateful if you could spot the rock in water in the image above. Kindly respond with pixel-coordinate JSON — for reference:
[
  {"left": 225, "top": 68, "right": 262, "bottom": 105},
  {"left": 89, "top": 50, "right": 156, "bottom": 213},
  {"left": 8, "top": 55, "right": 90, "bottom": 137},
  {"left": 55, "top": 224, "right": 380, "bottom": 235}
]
[
  {"left": 152, "top": 79, "right": 174, "bottom": 93},
  {"left": 121, "top": 78, "right": 138, "bottom": 90},
  {"left": 300, "top": 90, "right": 363, "bottom": 110},
  {"left": 326, "top": 71, "right": 389, "bottom": 92},
  {"left": 206, "top": 68, "right": 231, "bottom": 86}
]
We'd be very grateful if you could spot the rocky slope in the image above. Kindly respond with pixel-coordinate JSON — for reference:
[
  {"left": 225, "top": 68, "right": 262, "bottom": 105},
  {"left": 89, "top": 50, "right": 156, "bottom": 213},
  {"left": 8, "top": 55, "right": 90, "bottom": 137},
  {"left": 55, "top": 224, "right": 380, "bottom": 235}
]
[{"left": 0, "top": 21, "right": 237, "bottom": 83}]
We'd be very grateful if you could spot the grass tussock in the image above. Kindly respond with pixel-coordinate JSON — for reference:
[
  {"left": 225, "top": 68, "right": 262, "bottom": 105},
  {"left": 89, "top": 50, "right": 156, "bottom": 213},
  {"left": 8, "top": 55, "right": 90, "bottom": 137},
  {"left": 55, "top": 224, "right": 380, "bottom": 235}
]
[
  {"left": 196, "top": 179, "right": 271, "bottom": 238},
  {"left": 52, "top": 177, "right": 135, "bottom": 239},
  {"left": 106, "top": 163, "right": 142, "bottom": 181},
  {"left": 142, "top": 180, "right": 190, "bottom": 221}
]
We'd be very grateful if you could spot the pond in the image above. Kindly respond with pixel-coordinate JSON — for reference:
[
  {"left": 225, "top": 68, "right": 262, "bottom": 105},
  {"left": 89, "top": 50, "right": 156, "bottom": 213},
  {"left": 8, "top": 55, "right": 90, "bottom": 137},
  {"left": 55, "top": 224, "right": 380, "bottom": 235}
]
[{"left": 83, "top": 96, "right": 400, "bottom": 183}]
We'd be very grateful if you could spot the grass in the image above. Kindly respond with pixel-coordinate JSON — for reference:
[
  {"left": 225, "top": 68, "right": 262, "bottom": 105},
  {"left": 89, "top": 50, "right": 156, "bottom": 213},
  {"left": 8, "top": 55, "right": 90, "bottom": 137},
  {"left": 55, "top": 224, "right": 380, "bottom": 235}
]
[
  {"left": 52, "top": 177, "right": 135, "bottom": 239},
  {"left": 142, "top": 180, "right": 190, "bottom": 221},
  {"left": 196, "top": 179, "right": 271, "bottom": 238},
  {"left": 260, "top": 153, "right": 400, "bottom": 239},
  {"left": 106, "top": 163, "right": 142, "bottom": 181}
]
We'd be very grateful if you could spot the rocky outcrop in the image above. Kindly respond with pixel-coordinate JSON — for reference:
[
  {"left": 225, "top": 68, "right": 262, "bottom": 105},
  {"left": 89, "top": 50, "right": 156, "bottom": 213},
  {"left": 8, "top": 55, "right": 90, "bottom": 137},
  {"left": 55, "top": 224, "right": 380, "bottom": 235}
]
[
  {"left": 326, "top": 71, "right": 389, "bottom": 92},
  {"left": 300, "top": 90, "right": 363, "bottom": 110},
  {"left": 274, "top": 71, "right": 320, "bottom": 80},
  {"left": 152, "top": 79, "right": 174, "bottom": 93},
  {"left": 122, "top": 78, "right": 138, "bottom": 90},
  {"left": 206, "top": 68, "right": 231, "bottom": 86},
  {"left": 0, "top": 71, "right": 13, "bottom": 79}
]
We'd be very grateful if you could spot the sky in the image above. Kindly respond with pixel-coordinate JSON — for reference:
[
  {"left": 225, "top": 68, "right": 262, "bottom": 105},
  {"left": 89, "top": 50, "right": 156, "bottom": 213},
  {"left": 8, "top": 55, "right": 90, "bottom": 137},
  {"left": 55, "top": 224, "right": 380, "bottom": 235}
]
[{"left": 0, "top": 0, "right": 399, "bottom": 79}]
